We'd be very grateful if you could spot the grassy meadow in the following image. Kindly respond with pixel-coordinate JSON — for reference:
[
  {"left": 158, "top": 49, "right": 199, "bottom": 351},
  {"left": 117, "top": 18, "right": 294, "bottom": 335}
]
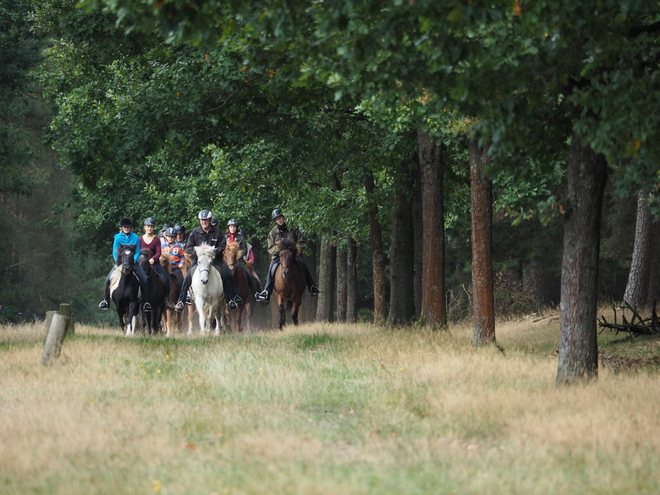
[{"left": 1, "top": 311, "right": 660, "bottom": 494}]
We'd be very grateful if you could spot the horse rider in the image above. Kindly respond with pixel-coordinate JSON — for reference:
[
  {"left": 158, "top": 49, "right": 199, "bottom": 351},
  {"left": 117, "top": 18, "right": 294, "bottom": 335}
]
[
  {"left": 99, "top": 217, "right": 151, "bottom": 312},
  {"left": 255, "top": 209, "right": 320, "bottom": 302},
  {"left": 239, "top": 228, "right": 255, "bottom": 264},
  {"left": 140, "top": 217, "right": 172, "bottom": 303},
  {"left": 226, "top": 218, "right": 262, "bottom": 295},
  {"left": 174, "top": 223, "right": 187, "bottom": 245},
  {"left": 162, "top": 226, "right": 186, "bottom": 274},
  {"left": 173, "top": 209, "right": 243, "bottom": 312}
]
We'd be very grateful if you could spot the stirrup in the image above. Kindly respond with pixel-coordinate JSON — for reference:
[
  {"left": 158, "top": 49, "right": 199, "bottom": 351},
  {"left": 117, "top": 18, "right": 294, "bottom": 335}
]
[
  {"left": 228, "top": 300, "right": 238, "bottom": 310},
  {"left": 174, "top": 301, "right": 184, "bottom": 312},
  {"left": 310, "top": 285, "right": 320, "bottom": 296},
  {"left": 143, "top": 302, "right": 152, "bottom": 312},
  {"left": 98, "top": 300, "right": 109, "bottom": 310},
  {"left": 185, "top": 295, "right": 193, "bottom": 305}
]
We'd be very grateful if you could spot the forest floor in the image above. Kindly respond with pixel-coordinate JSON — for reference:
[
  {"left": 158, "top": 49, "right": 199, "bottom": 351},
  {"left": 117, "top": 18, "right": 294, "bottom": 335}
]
[{"left": 1, "top": 307, "right": 660, "bottom": 494}]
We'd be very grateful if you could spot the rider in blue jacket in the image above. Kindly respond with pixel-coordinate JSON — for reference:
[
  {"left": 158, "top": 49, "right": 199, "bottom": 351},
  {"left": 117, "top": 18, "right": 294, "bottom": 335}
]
[{"left": 99, "top": 217, "right": 151, "bottom": 312}]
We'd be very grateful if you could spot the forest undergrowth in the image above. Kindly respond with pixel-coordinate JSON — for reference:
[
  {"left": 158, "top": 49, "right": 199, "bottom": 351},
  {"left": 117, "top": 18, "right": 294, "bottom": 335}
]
[{"left": 1, "top": 309, "right": 659, "bottom": 494}]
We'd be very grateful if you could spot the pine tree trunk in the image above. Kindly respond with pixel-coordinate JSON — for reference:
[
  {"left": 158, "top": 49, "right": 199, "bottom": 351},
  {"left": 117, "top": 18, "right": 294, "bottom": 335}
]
[
  {"left": 417, "top": 128, "right": 446, "bottom": 328},
  {"left": 346, "top": 235, "right": 358, "bottom": 323},
  {"left": 623, "top": 190, "right": 652, "bottom": 308},
  {"left": 470, "top": 141, "right": 495, "bottom": 345},
  {"left": 336, "top": 241, "right": 347, "bottom": 323},
  {"left": 316, "top": 234, "right": 335, "bottom": 322},
  {"left": 388, "top": 159, "right": 416, "bottom": 326},
  {"left": 412, "top": 159, "right": 423, "bottom": 320},
  {"left": 556, "top": 136, "right": 607, "bottom": 386},
  {"left": 365, "top": 172, "right": 387, "bottom": 325}
]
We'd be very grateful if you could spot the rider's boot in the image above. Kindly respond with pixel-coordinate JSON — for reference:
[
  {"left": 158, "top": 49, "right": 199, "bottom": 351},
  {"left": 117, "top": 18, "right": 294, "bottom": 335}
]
[
  {"left": 256, "top": 289, "right": 270, "bottom": 302},
  {"left": 174, "top": 300, "right": 185, "bottom": 312},
  {"left": 98, "top": 300, "right": 109, "bottom": 310},
  {"left": 309, "top": 285, "right": 321, "bottom": 296}
]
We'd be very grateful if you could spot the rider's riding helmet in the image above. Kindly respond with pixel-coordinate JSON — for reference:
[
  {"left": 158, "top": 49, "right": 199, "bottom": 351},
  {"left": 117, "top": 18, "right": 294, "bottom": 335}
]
[
  {"left": 174, "top": 223, "right": 185, "bottom": 233},
  {"left": 227, "top": 218, "right": 239, "bottom": 227},
  {"left": 143, "top": 217, "right": 156, "bottom": 226},
  {"left": 271, "top": 208, "right": 283, "bottom": 220},
  {"left": 211, "top": 217, "right": 218, "bottom": 226},
  {"left": 198, "top": 209, "right": 213, "bottom": 220},
  {"left": 165, "top": 227, "right": 177, "bottom": 237},
  {"left": 120, "top": 217, "right": 133, "bottom": 227},
  {"left": 160, "top": 223, "right": 170, "bottom": 235}
]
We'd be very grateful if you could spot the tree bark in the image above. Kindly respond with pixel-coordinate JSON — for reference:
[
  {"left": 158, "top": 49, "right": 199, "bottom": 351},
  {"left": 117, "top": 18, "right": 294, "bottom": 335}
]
[
  {"left": 316, "top": 234, "right": 335, "bottom": 322},
  {"left": 417, "top": 128, "right": 446, "bottom": 328},
  {"left": 346, "top": 235, "right": 358, "bottom": 323},
  {"left": 623, "top": 190, "right": 653, "bottom": 309},
  {"left": 556, "top": 136, "right": 608, "bottom": 386},
  {"left": 388, "top": 159, "right": 416, "bottom": 326},
  {"left": 365, "top": 172, "right": 387, "bottom": 325},
  {"left": 412, "top": 158, "right": 423, "bottom": 320},
  {"left": 336, "top": 241, "right": 347, "bottom": 323},
  {"left": 470, "top": 141, "right": 495, "bottom": 345}
]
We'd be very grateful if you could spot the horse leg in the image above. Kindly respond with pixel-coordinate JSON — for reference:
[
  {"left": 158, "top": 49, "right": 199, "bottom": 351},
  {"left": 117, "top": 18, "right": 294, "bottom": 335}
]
[
  {"left": 197, "top": 300, "right": 207, "bottom": 335},
  {"left": 187, "top": 305, "right": 195, "bottom": 335},
  {"left": 292, "top": 301, "right": 301, "bottom": 326},
  {"left": 277, "top": 295, "right": 286, "bottom": 330}
]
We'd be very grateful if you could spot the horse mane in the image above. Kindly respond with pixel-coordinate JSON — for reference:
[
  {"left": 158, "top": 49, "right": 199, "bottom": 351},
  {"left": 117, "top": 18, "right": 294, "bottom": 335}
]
[
  {"left": 160, "top": 251, "right": 171, "bottom": 275},
  {"left": 225, "top": 241, "right": 244, "bottom": 260},
  {"left": 195, "top": 243, "right": 216, "bottom": 259},
  {"left": 278, "top": 238, "right": 298, "bottom": 257}
]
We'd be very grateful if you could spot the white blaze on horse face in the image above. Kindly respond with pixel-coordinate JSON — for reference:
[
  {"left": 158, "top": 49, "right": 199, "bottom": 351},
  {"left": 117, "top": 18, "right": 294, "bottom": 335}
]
[{"left": 125, "top": 250, "right": 131, "bottom": 257}]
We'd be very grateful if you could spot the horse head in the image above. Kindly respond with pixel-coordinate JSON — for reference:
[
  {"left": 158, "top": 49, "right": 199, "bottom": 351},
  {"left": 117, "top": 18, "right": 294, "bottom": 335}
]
[
  {"left": 277, "top": 238, "right": 298, "bottom": 279},
  {"left": 117, "top": 244, "right": 137, "bottom": 274},
  {"left": 223, "top": 242, "right": 243, "bottom": 275},
  {"left": 194, "top": 244, "right": 216, "bottom": 285}
]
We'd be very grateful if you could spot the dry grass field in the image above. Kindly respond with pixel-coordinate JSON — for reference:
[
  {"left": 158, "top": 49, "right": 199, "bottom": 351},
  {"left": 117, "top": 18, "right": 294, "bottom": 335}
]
[{"left": 2, "top": 309, "right": 660, "bottom": 494}]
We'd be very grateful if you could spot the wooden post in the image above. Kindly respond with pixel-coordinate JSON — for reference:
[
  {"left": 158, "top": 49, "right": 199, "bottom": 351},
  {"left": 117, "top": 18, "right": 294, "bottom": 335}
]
[
  {"left": 44, "top": 311, "right": 57, "bottom": 331},
  {"left": 41, "top": 313, "right": 72, "bottom": 365},
  {"left": 59, "top": 303, "right": 75, "bottom": 335}
]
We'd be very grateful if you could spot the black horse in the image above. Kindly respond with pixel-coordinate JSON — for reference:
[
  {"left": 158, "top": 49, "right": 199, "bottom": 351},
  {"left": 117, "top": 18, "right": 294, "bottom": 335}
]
[
  {"left": 138, "top": 251, "right": 168, "bottom": 335},
  {"left": 110, "top": 244, "right": 141, "bottom": 336}
]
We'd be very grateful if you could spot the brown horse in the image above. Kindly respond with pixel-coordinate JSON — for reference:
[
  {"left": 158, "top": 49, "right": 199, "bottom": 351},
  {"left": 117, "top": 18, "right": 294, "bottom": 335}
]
[
  {"left": 274, "top": 238, "right": 306, "bottom": 330},
  {"left": 223, "top": 241, "right": 257, "bottom": 333},
  {"left": 160, "top": 250, "right": 191, "bottom": 336}
]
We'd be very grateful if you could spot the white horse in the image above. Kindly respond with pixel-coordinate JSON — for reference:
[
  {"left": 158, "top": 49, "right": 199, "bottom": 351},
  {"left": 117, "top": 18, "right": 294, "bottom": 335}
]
[{"left": 190, "top": 244, "right": 225, "bottom": 336}]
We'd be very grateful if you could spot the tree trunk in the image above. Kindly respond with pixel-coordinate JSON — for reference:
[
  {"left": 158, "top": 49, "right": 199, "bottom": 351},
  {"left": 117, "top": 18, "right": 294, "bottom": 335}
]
[
  {"left": 336, "top": 240, "right": 347, "bottom": 323},
  {"left": 417, "top": 128, "right": 446, "bottom": 328},
  {"left": 365, "top": 172, "right": 387, "bottom": 325},
  {"left": 303, "top": 239, "right": 318, "bottom": 321},
  {"left": 556, "top": 136, "right": 607, "bottom": 386},
  {"left": 470, "top": 141, "right": 495, "bottom": 345},
  {"left": 316, "top": 234, "right": 335, "bottom": 322},
  {"left": 388, "top": 159, "right": 416, "bottom": 326},
  {"left": 346, "top": 235, "right": 358, "bottom": 323},
  {"left": 412, "top": 158, "right": 423, "bottom": 320},
  {"left": 623, "top": 190, "right": 652, "bottom": 309}
]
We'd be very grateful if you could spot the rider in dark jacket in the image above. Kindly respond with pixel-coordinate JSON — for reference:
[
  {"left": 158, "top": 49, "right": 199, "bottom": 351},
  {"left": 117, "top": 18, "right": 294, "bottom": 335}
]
[
  {"left": 173, "top": 209, "right": 243, "bottom": 311},
  {"left": 256, "top": 209, "right": 320, "bottom": 302}
]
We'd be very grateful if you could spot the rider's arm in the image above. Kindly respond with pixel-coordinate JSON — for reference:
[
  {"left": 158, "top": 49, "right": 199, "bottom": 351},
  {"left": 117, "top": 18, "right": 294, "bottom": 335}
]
[
  {"left": 267, "top": 229, "right": 279, "bottom": 257},
  {"left": 133, "top": 234, "right": 141, "bottom": 264},
  {"left": 112, "top": 235, "right": 121, "bottom": 263},
  {"left": 294, "top": 229, "right": 307, "bottom": 254},
  {"left": 152, "top": 240, "right": 162, "bottom": 263}
]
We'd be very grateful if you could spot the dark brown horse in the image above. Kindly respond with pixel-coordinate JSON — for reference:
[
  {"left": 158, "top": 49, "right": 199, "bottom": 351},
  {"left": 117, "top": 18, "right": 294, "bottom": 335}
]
[
  {"left": 223, "top": 241, "right": 256, "bottom": 333},
  {"left": 274, "top": 238, "right": 306, "bottom": 330}
]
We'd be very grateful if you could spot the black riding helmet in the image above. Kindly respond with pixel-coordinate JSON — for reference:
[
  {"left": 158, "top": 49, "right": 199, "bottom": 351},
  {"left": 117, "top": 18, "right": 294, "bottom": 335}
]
[
  {"left": 174, "top": 223, "right": 185, "bottom": 233},
  {"left": 227, "top": 218, "right": 239, "bottom": 227},
  {"left": 198, "top": 209, "right": 213, "bottom": 220},
  {"left": 160, "top": 223, "right": 170, "bottom": 235},
  {"left": 271, "top": 208, "right": 283, "bottom": 220},
  {"left": 211, "top": 217, "right": 218, "bottom": 226},
  {"left": 165, "top": 227, "right": 177, "bottom": 237},
  {"left": 143, "top": 217, "right": 156, "bottom": 226},
  {"left": 120, "top": 217, "right": 133, "bottom": 227}
]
